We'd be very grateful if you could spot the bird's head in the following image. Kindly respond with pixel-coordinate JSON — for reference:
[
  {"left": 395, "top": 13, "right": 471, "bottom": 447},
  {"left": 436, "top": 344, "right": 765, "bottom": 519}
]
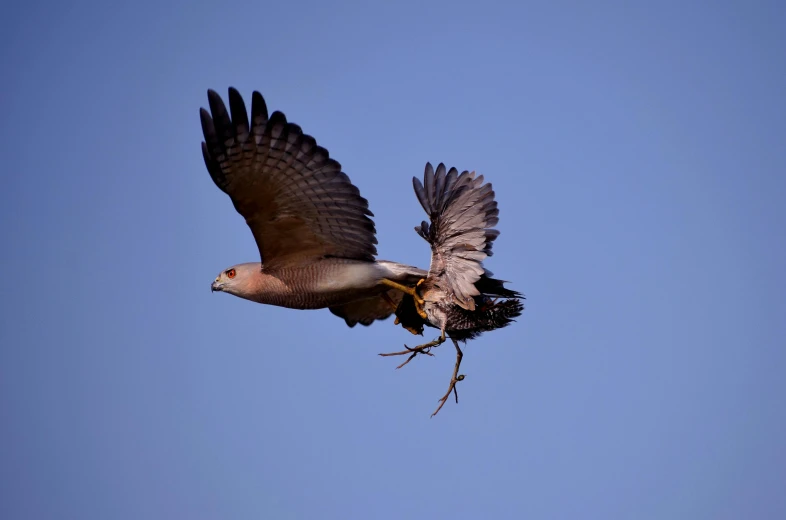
[{"left": 211, "top": 263, "right": 260, "bottom": 297}]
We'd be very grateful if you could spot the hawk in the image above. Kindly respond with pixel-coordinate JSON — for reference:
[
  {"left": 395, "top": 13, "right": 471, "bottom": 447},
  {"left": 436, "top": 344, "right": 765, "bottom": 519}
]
[
  {"left": 201, "top": 88, "right": 427, "bottom": 326},
  {"left": 380, "top": 162, "right": 525, "bottom": 416}
]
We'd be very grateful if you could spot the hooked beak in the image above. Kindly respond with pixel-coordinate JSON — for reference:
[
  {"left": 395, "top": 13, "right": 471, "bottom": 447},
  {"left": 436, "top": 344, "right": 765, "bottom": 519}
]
[{"left": 211, "top": 280, "right": 222, "bottom": 292}]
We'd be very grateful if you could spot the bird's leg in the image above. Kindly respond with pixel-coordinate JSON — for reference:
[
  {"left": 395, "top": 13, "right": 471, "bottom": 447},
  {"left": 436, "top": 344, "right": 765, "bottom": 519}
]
[
  {"left": 431, "top": 339, "right": 465, "bottom": 417},
  {"left": 379, "top": 278, "right": 423, "bottom": 302},
  {"left": 379, "top": 278, "right": 428, "bottom": 319},
  {"left": 378, "top": 330, "right": 446, "bottom": 369}
]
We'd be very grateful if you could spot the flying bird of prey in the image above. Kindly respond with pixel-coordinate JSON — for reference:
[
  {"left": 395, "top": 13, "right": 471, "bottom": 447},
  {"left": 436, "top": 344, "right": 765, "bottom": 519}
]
[
  {"left": 380, "top": 162, "right": 525, "bottom": 416},
  {"left": 200, "top": 88, "right": 427, "bottom": 325}
]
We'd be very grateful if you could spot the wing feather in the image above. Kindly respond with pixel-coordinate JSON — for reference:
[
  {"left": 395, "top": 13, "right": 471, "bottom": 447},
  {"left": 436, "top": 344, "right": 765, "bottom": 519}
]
[
  {"left": 413, "top": 162, "right": 503, "bottom": 310},
  {"left": 200, "top": 88, "right": 377, "bottom": 269},
  {"left": 328, "top": 290, "right": 403, "bottom": 327}
]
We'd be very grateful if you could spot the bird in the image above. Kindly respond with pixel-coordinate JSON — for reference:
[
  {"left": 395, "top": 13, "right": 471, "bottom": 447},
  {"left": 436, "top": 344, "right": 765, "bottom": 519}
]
[
  {"left": 200, "top": 88, "right": 428, "bottom": 326},
  {"left": 379, "top": 162, "right": 525, "bottom": 416}
]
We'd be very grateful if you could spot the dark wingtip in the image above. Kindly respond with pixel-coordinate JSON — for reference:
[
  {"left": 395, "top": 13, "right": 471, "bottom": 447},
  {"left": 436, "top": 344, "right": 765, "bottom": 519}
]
[
  {"left": 206, "top": 88, "right": 223, "bottom": 107},
  {"left": 250, "top": 92, "right": 268, "bottom": 120},
  {"left": 227, "top": 87, "right": 250, "bottom": 134},
  {"left": 268, "top": 110, "right": 289, "bottom": 127},
  {"left": 199, "top": 107, "right": 212, "bottom": 126},
  {"left": 206, "top": 89, "right": 228, "bottom": 119},
  {"left": 199, "top": 108, "right": 216, "bottom": 142}
]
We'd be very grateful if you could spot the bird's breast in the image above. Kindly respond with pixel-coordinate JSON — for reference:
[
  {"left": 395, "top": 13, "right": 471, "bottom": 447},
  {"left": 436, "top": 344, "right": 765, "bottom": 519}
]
[{"left": 265, "top": 260, "right": 385, "bottom": 309}]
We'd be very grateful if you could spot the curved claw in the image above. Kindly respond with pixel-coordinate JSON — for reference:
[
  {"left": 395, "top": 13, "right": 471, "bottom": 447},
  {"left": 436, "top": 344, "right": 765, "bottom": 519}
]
[
  {"left": 412, "top": 283, "right": 428, "bottom": 320},
  {"left": 379, "top": 333, "right": 446, "bottom": 371},
  {"left": 413, "top": 278, "right": 427, "bottom": 308}
]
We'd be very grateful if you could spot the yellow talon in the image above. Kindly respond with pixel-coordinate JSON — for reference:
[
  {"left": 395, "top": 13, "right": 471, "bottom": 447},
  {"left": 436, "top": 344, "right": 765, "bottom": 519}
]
[
  {"left": 379, "top": 277, "right": 428, "bottom": 319},
  {"left": 414, "top": 297, "right": 428, "bottom": 320},
  {"left": 379, "top": 278, "right": 416, "bottom": 296},
  {"left": 414, "top": 278, "right": 427, "bottom": 305},
  {"left": 379, "top": 278, "right": 426, "bottom": 305},
  {"left": 413, "top": 278, "right": 428, "bottom": 319},
  {"left": 415, "top": 279, "right": 426, "bottom": 301}
]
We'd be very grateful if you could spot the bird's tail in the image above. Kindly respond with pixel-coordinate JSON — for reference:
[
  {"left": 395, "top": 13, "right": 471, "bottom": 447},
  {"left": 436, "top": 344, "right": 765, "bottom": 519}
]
[
  {"left": 448, "top": 297, "right": 524, "bottom": 340},
  {"left": 475, "top": 270, "right": 523, "bottom": 299},
  {"left": 475, "top": 298, "right": 525, "bottom": 330}
]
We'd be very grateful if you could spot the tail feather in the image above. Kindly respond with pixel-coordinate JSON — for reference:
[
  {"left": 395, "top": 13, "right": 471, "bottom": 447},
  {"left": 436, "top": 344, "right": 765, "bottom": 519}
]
[
  {"left": 475, "top": 272, "right": 522, "bottom": 299},
  {"left": 448, "top": 297, "right": 525, "bottom": 342},
  {"left": 477, "top": 298, "right": 524, "bottom": 330}
]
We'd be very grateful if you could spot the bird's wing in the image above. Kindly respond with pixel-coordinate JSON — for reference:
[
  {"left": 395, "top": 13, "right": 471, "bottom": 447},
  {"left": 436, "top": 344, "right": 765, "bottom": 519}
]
[
  {"left": 412, "top": 162, "right": 500, "bottom": 311},
  {"left": 200, "top": 88, "right": 377, "bottom": 270},
  {"left": 328, "top": 290, "right": 403, "bottom": 327}
]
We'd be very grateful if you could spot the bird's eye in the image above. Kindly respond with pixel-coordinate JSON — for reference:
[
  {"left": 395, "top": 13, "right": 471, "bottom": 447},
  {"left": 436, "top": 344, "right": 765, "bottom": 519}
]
[{"left": 227, "top": 269, "right": 236, "bottom": 279}]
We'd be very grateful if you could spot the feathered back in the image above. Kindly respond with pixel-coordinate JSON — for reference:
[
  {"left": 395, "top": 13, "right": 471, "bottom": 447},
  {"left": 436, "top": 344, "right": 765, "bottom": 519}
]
[{"left": 413, "top": 162, "right": 501, "bottom": 310}]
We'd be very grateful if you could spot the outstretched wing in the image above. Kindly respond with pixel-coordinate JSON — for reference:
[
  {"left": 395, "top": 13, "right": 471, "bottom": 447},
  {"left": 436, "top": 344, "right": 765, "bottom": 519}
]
[
  {"left": 328, "top": 290, "right": 404, "bottom": 327},
  {"left": 200, "top": 88, "right": 377, "bottom": 270},
  {"left": 413, "top": 162, "right": 500, "bottom": 311}
]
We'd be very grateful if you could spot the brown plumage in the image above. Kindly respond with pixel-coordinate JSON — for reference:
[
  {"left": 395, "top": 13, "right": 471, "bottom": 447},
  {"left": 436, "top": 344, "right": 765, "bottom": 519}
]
[
  {"left": 202, "top": 88, "right": 426, "bottom": 324},
  {"left": 380, "top": 162, "right": 525, "bottom": 416}
]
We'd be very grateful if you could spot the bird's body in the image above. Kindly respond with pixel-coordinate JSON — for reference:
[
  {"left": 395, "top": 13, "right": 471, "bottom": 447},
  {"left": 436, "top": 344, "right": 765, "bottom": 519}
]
[
  {"left": 380, "top": 162, "right": 525, "bottom": 416},
  {"left": 219, "top": 259, "right": 422, "bottom": 310},
  {"left": 406, "top": 292, "right": 524, "bottom": 342},
  {"left": 200, "top": 88, "right": 426, "bottom": 326}
]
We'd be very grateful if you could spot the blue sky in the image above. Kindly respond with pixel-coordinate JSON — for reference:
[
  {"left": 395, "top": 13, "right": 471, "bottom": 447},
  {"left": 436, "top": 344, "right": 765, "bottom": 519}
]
[{"left": 2, "top": 1, "right": 785, "bottom": 518}]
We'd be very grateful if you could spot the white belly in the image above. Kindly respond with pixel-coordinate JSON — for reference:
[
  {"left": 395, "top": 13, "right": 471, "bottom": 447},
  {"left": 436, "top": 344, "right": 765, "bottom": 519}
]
[{"left": 314, "top": 261, "right": 385, "bottom": 293}]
